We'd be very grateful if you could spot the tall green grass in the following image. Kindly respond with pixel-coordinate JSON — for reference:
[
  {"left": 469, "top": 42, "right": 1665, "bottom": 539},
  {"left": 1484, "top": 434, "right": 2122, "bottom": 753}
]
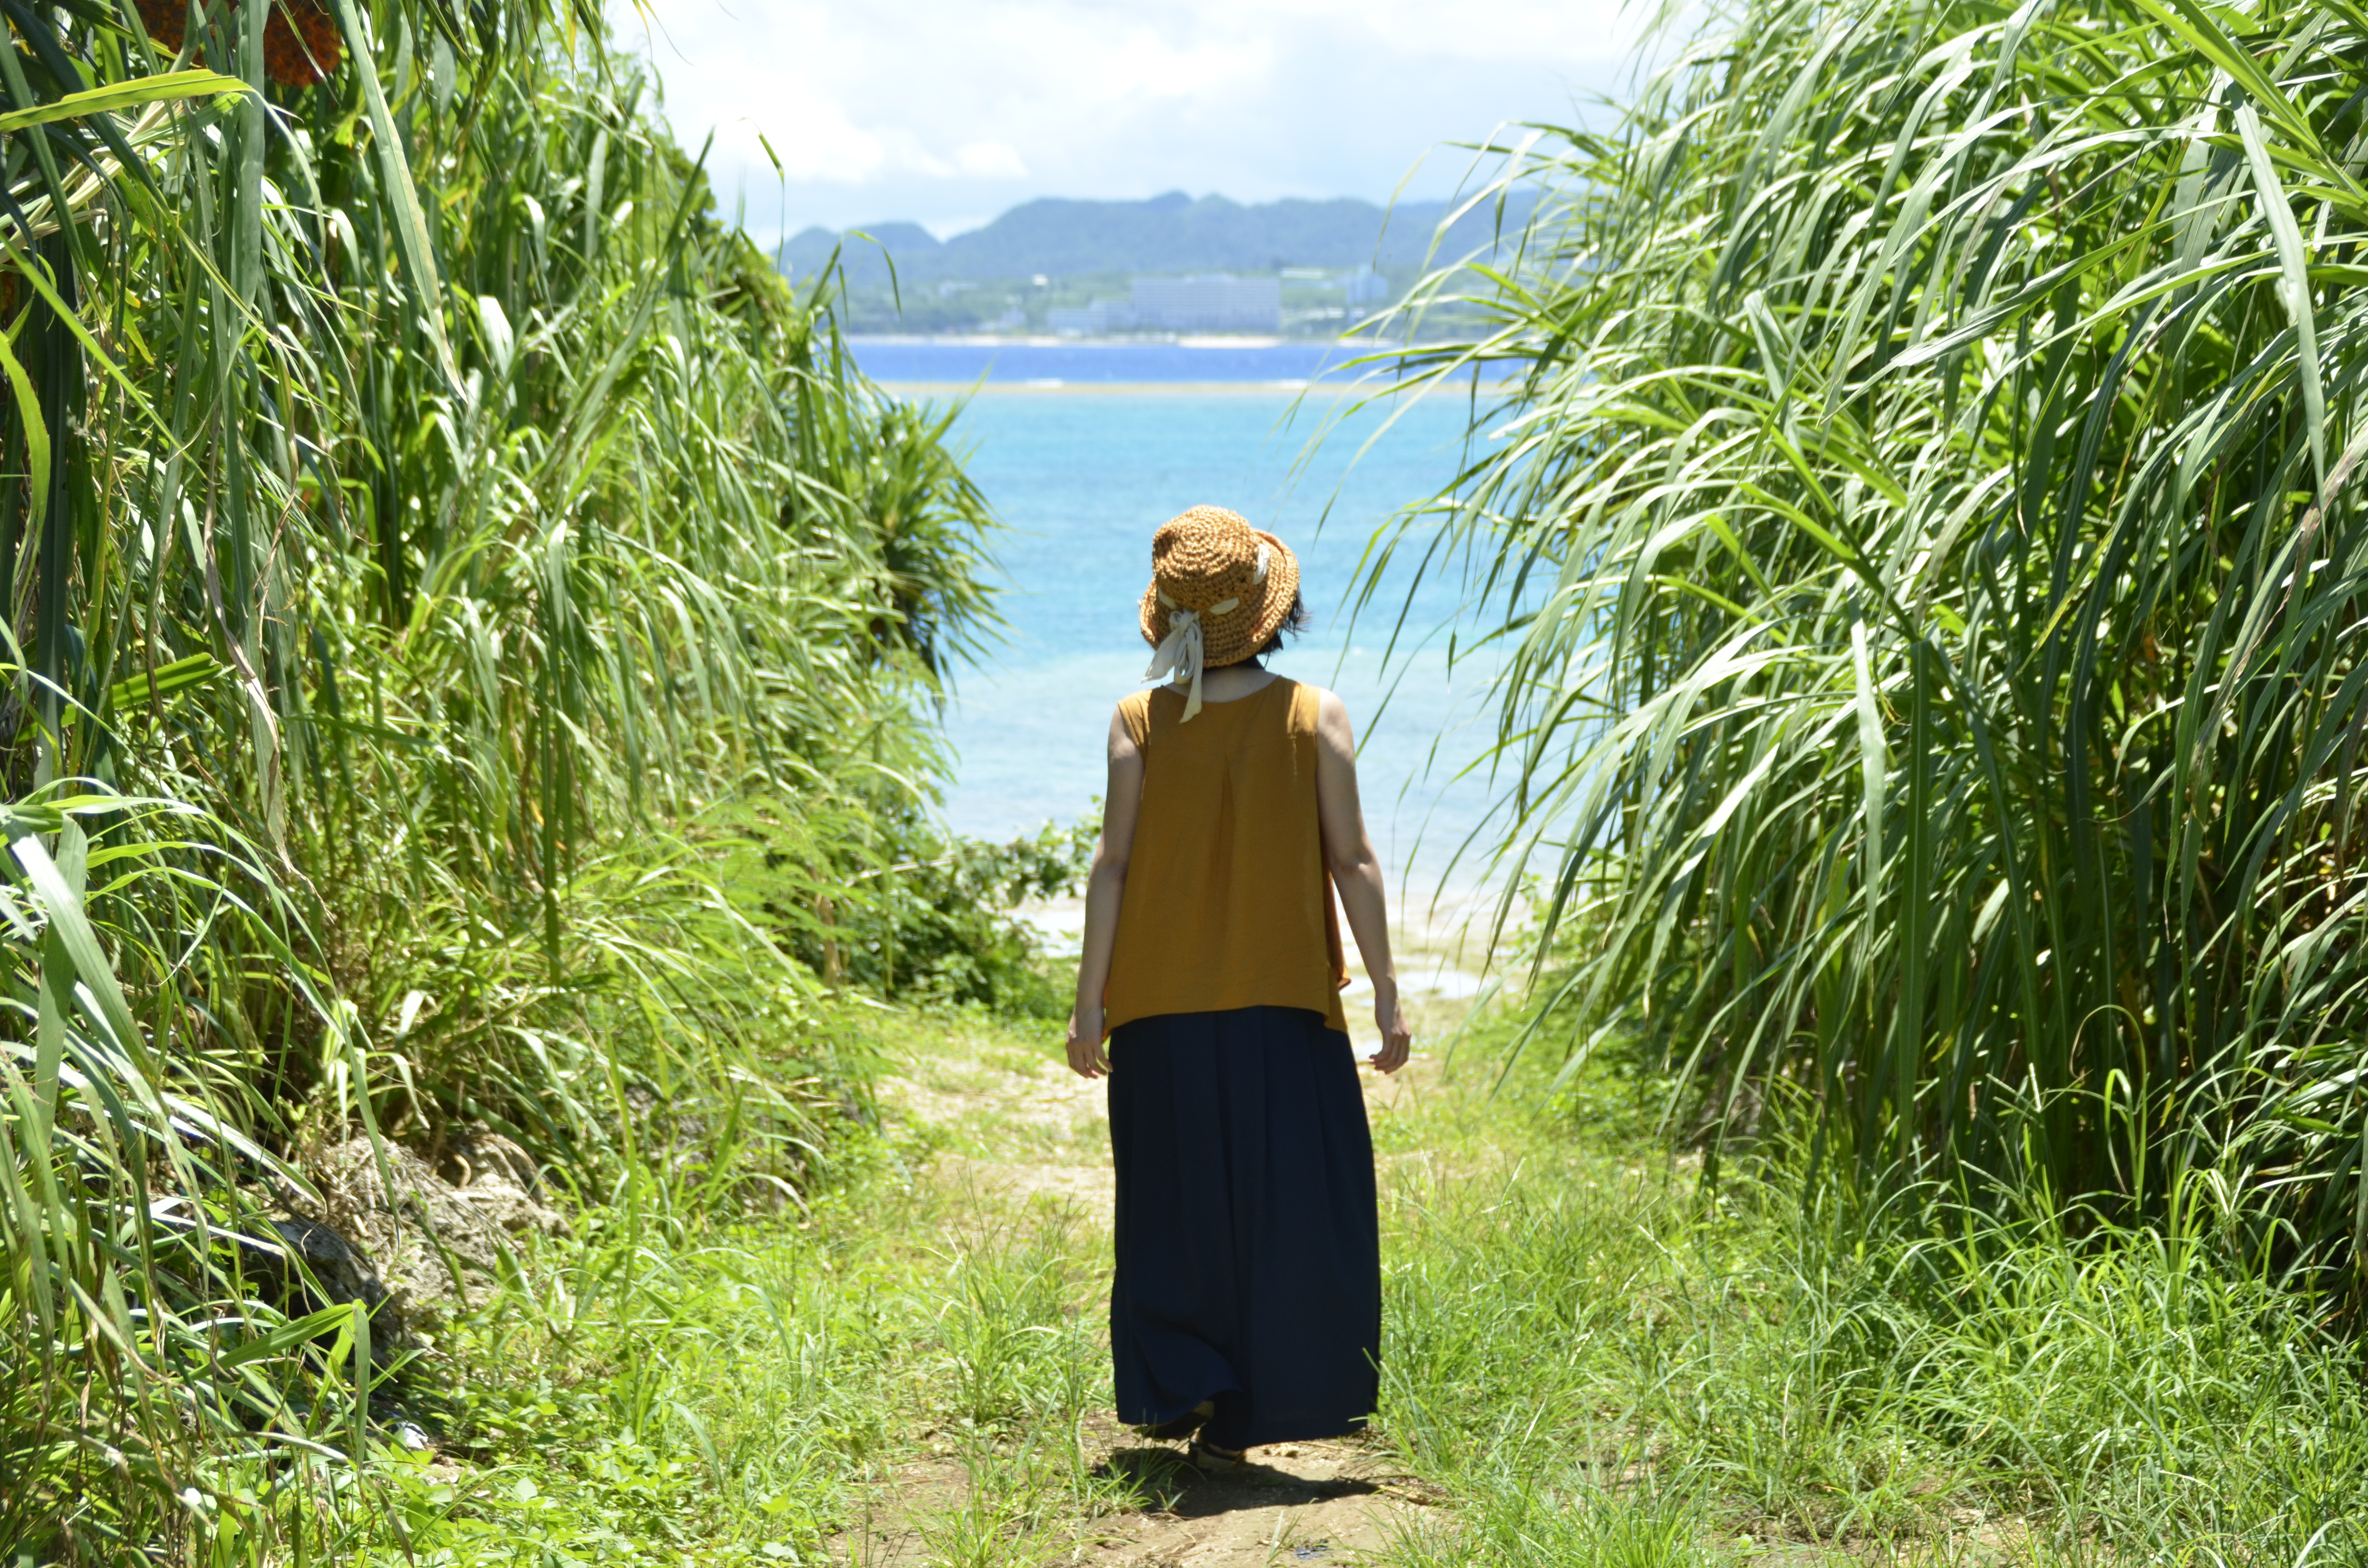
[
  {"left": 0, "top": 3, "right": 998, "bottom": 1558},
  {"left": 1369, "top": 0, "right": 2368, "bottom": 1289}
]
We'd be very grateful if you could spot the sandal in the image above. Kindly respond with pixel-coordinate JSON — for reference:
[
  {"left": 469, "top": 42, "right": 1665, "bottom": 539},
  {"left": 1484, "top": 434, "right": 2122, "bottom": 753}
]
[
  {"left": 1187, "top": 1434, "right": 1245, "bottom": 1471},
  {"left": 1140, "top": 1400, "right": 1215, "bottom": 1442}
]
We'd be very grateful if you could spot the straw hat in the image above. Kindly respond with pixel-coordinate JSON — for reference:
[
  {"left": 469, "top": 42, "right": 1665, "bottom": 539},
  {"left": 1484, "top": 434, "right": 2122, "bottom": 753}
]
[{"left": 1137, "top": 506, "right": 1301, "bottom": 719}]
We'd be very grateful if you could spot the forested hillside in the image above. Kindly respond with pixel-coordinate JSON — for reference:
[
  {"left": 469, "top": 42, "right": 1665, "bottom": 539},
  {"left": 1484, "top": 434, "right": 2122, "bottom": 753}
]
[{"left": 778, "top": 189, "right": 1537, "bottom": 288}]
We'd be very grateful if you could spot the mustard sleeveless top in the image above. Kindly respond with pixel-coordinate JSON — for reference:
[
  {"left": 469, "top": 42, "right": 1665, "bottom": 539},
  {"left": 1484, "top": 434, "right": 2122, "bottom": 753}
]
[{"left": 1103, "top": 677, "right": 1350, "bottom": 1036}]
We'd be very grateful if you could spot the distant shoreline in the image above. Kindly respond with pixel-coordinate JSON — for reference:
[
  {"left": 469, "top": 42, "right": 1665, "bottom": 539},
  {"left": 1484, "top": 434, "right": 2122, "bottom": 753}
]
[
  {"left": 851, "top": 332, "right": 1305, "bottom": 349},
  {"left": 873, "top": 379, "right": 1517, "bottom": 396},
  {"left": 849, "top": 334, "right": 1512, "bottom": 396},
  {"left": 845, "top": 332, "right": 1472, "bottom": 353},
  {"left": 877, "top": 380, "right": 1326, "bottom": 396}
]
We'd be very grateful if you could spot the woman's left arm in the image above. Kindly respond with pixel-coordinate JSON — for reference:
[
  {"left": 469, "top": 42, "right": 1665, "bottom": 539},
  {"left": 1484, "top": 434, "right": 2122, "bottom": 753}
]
[
  {"left": 1313, "top": 690, "right": 1412, "bottom": 1074},
  {"left": 1066, "top": 706, "right": 1145, "bottom": 1078}
]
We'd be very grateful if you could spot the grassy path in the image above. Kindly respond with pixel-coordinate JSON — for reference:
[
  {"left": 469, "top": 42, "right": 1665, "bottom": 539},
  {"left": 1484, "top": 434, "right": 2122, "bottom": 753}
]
[
  {"left": 824, "top": 1008, "right": 2368, "bottom": 1568},
  {"left": 400, "top": 1002, "right": 1458, "bottom": 1568},
  {"left": 398, "top": 998, "right": 2368, "bottom": 1567},
  {"left": 844, "top": 1015, "right": 1443, "bottom": 1566}
]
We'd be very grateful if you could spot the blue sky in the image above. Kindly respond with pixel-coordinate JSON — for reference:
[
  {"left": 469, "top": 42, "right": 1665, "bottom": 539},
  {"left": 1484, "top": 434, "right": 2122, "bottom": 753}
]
[{"left": 607, "top": 0, "right": 1652, "bottom": 244}]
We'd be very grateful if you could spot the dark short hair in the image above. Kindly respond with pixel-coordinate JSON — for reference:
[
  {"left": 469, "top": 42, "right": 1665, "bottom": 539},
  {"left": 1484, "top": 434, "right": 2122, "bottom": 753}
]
[{"left": 1216, "top": 590, "right": 1309, "bottom": 667}]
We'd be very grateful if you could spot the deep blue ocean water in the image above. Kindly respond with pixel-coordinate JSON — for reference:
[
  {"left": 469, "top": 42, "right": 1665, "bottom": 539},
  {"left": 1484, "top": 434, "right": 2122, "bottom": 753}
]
[{"left": 856, "top": 340, "right": 1515, "bottom": 911}]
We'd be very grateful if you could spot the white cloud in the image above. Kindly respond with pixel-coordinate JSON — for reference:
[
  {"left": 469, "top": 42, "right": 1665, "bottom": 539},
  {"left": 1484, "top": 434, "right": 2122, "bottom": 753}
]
[
  {"left": 1071, "top": 22, "right": 1275, "bottom": 101},
  {"left": 611, "top": 0, "right": 1647, "bottom": 239},
  {"left": 955, "top": 141, "right": 1030, "bottom": 179}
]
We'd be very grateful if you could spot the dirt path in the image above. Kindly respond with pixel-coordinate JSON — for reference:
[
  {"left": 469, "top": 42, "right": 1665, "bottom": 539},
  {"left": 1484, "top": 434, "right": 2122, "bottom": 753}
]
[
  {"left": 839, "top": 1431, "right": 1445, "bottom": 1568},
  {"left": 859, "top": 985, "right": 1466, "bottom": 1568}
]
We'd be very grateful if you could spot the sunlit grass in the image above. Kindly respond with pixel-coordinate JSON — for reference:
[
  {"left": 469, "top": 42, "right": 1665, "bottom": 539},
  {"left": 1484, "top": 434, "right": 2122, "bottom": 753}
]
[
  {"left": 1371, "top": 1030, "right": 2368, "bottom": 1564},
  {"left": 349, "top": 1004, "right": 2368, "bottom": 1565},
  {"left": 1358, "top": 0, "right": 2368, "bottom": 1292},
  {"left": 371, "top": 1015, "right": 1132, "bottom": 1567}
]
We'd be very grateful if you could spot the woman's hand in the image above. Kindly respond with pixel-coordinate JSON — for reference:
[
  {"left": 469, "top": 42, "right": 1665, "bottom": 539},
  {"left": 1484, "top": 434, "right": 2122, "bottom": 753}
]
[
  {"left": 1371, "top": 984, "right": 1412, "bottom": 1075},
  {"left": 1066, "top": 1004, "right": 1112, "bottom": 1079}
]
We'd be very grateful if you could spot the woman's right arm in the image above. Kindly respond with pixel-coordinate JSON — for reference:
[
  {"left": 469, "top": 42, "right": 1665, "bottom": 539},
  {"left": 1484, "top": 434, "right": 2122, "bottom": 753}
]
[{"left": 1067, "top": 705, "right": 1145, "bottom": 1078}]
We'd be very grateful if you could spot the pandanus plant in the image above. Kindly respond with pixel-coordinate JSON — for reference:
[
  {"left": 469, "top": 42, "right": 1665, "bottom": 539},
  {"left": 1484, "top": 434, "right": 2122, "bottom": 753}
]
[
  {"left": 1374, "top": 0, "right": 2368, "bottom": 1293},
  {"left": 0, "top": 1, "right": 998, "bottom": 1559}
]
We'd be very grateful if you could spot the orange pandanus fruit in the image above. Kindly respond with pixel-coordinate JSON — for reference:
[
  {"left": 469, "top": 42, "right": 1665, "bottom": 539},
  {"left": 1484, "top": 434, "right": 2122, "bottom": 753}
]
[{"left": 132, "top": 0, "right": 345, "bottom": 88}]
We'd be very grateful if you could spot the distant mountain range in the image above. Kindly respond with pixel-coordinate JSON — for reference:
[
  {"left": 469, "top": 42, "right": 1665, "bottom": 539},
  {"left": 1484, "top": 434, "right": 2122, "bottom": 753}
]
[{"left": 777, "top": 190, "right": 1538, "bottom": 285}]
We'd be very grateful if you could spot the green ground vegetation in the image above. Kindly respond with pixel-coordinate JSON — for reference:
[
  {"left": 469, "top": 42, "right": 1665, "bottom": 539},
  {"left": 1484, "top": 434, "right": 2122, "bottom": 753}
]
[
  {"left": 308, "top": 999, "right": 2368, "bottom": 1566},
  {"left": 343, "top": 1007, "right": 1128, "bottom": 1568},
  {"left": 1386, "top": 1034, "right": 2368, "bottom": 1564}
]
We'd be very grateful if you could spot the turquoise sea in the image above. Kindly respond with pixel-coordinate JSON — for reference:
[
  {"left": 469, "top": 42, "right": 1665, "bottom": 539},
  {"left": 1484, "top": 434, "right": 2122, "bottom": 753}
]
[{"left": 859, "top": 339, "right": 1515, "bottom": 917}]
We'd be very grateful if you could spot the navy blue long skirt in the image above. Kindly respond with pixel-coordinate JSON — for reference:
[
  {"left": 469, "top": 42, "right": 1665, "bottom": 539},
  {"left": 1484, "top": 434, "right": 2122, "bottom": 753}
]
[{"left": 1106, "top": 1005, "right": 1381, "bottom": 1450}]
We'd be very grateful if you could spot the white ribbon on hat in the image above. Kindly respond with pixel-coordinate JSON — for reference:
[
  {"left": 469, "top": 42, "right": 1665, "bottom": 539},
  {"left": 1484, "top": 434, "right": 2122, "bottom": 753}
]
[
  {"left": 1144, "top": 543, "right": 1273, "bottom": 723},
  {"left": 1145, "top": 599, "right": 1211, "bottom": 720}
]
